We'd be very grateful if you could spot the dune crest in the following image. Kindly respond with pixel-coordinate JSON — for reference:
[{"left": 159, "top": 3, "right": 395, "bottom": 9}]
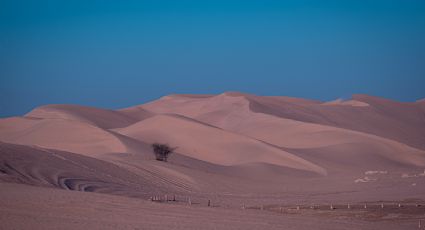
[
  {"left": 26, "top": 104, "right": 138, "bottom": 129},
  {"left": 323, "top": 98, "right": 369, "bottom": 107}
]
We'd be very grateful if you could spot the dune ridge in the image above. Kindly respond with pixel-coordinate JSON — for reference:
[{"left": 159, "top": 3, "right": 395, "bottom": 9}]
[{"left": 26, "top": 104, "right": 139, "bottom": 129}]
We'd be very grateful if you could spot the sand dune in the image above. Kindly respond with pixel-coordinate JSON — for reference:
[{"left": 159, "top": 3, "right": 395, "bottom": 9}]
[
  {"left": 1, "top": 92, "right": 425, "bottom": 229},
  {"left": 0, "top": 142, "right": 209, "bottom": 195},
  {"left": 196, "top": 107, "right": 425, "bottom": 168},
  {"left": 250, "top": 94, "right": 425, "bottom": 150},
  {"left": 131, "top": 93, "right": 425, "bottom": 170},
  {"left": 0, "top": 117, "right": 136, "bottom": 157},
  {"left": 114, "top": 114, "right": 326, "bottom": 175},
  {"left": 26, "top": 104, "right": 139, "bottom": 129},
  {"left": 117, "top": 106, "right": 155, "bottom": 121},
  {"left": 0, "top": 142, "right": 159, "bottom": 194},
  {"left": 139, "top": 92, "right": 425, "bottom": 151},
  {"left": 2, "top": 92, "right": 424, "bottom": 175}
]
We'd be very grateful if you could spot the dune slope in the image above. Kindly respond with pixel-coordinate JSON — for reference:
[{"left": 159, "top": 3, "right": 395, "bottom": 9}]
[
  {"left": 0, "top": 142, "right": 161, "bottom": 195},
  {"left": 114, "top": 114, "right": 326, "bottom": 175},
  {"left": 0, "top": 117, "right": 140, "bottom": 157}
]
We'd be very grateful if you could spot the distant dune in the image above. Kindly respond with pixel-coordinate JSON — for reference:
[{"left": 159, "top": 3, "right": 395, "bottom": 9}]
[
  {"left": 26, "top": 104, "right": 139, "bottom": 129},
  {"left": 140, "top": 93, "right": 425, "bottom": 151}
]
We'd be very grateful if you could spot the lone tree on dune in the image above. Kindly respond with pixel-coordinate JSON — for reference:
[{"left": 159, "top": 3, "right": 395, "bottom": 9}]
[{"left": 152, "top": 143, "right": 175, "bottom": 162}]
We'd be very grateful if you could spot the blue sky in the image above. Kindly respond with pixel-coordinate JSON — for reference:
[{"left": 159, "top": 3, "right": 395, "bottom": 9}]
[{"left": 1, "top": 0, "right": 425, "bottom": 117}]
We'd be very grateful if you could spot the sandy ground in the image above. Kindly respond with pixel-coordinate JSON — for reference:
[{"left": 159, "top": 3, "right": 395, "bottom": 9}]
[{"left": 1, "top": 183, "right": 421, "bottom": 230}]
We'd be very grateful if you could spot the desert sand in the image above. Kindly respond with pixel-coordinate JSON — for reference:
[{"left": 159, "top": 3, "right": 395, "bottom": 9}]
[{"left": 1, "top": 92, "right": 425, "bottom": 229}]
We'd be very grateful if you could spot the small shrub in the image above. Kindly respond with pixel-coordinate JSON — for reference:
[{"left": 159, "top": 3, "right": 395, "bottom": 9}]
[{"left": 152, "top": 143, "right": 175, "bottom": 162}]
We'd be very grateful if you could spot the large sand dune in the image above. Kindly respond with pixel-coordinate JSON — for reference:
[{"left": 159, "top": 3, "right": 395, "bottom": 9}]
[
  {"left": 140, "top": 92, "right": 425, "bottom": 151},
  {"left": 1, "top": 92, "right": 425, "bottom": 229},
  {"left": 1, "top": 92, "right": 424, "bottom": 181},
  {"left": 196, "top": 105, "right": 425, "bottom": 169},
  {"left": 114, "top": 114, "right": 326, "bottom": 174}
]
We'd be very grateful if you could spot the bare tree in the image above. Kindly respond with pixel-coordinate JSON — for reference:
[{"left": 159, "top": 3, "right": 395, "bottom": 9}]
[{"left": 152, "top": 143, "right": 175, "bottom": 162}]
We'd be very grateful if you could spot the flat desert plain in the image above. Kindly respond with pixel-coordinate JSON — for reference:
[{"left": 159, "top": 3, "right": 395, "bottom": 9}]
[{"left": 1, "top": 92, "right": 425, "bottom": 229}]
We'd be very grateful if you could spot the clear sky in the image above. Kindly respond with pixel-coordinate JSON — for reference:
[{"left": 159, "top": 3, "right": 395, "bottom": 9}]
[{"left": 1, "top": 0, "right": 424, "bottom": 117}]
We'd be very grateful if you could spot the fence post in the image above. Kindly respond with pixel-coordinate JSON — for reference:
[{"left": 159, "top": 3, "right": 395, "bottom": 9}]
[
  {"left": 208, "top": 199, "right": 211, "bottom": 207},
  {"left": 188, "top": 197, "right": 192, "bottom": 205},
  {"left": 347, "top": 203, "right": 350, "bottom": 209}
]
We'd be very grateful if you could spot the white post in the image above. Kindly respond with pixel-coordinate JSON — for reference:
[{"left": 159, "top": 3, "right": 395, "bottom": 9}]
[
  {"left": 347, "top": 203, "right": 350, "bottom": 209},
  {"left": 381, "top": 203, "right": 384, "bottom": 209},
  {"left": 297, "top": 205, "right": 300, "bottom": 210},
  {"left": 188, "top": 197, "right": 192, "bottom": 205}
]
